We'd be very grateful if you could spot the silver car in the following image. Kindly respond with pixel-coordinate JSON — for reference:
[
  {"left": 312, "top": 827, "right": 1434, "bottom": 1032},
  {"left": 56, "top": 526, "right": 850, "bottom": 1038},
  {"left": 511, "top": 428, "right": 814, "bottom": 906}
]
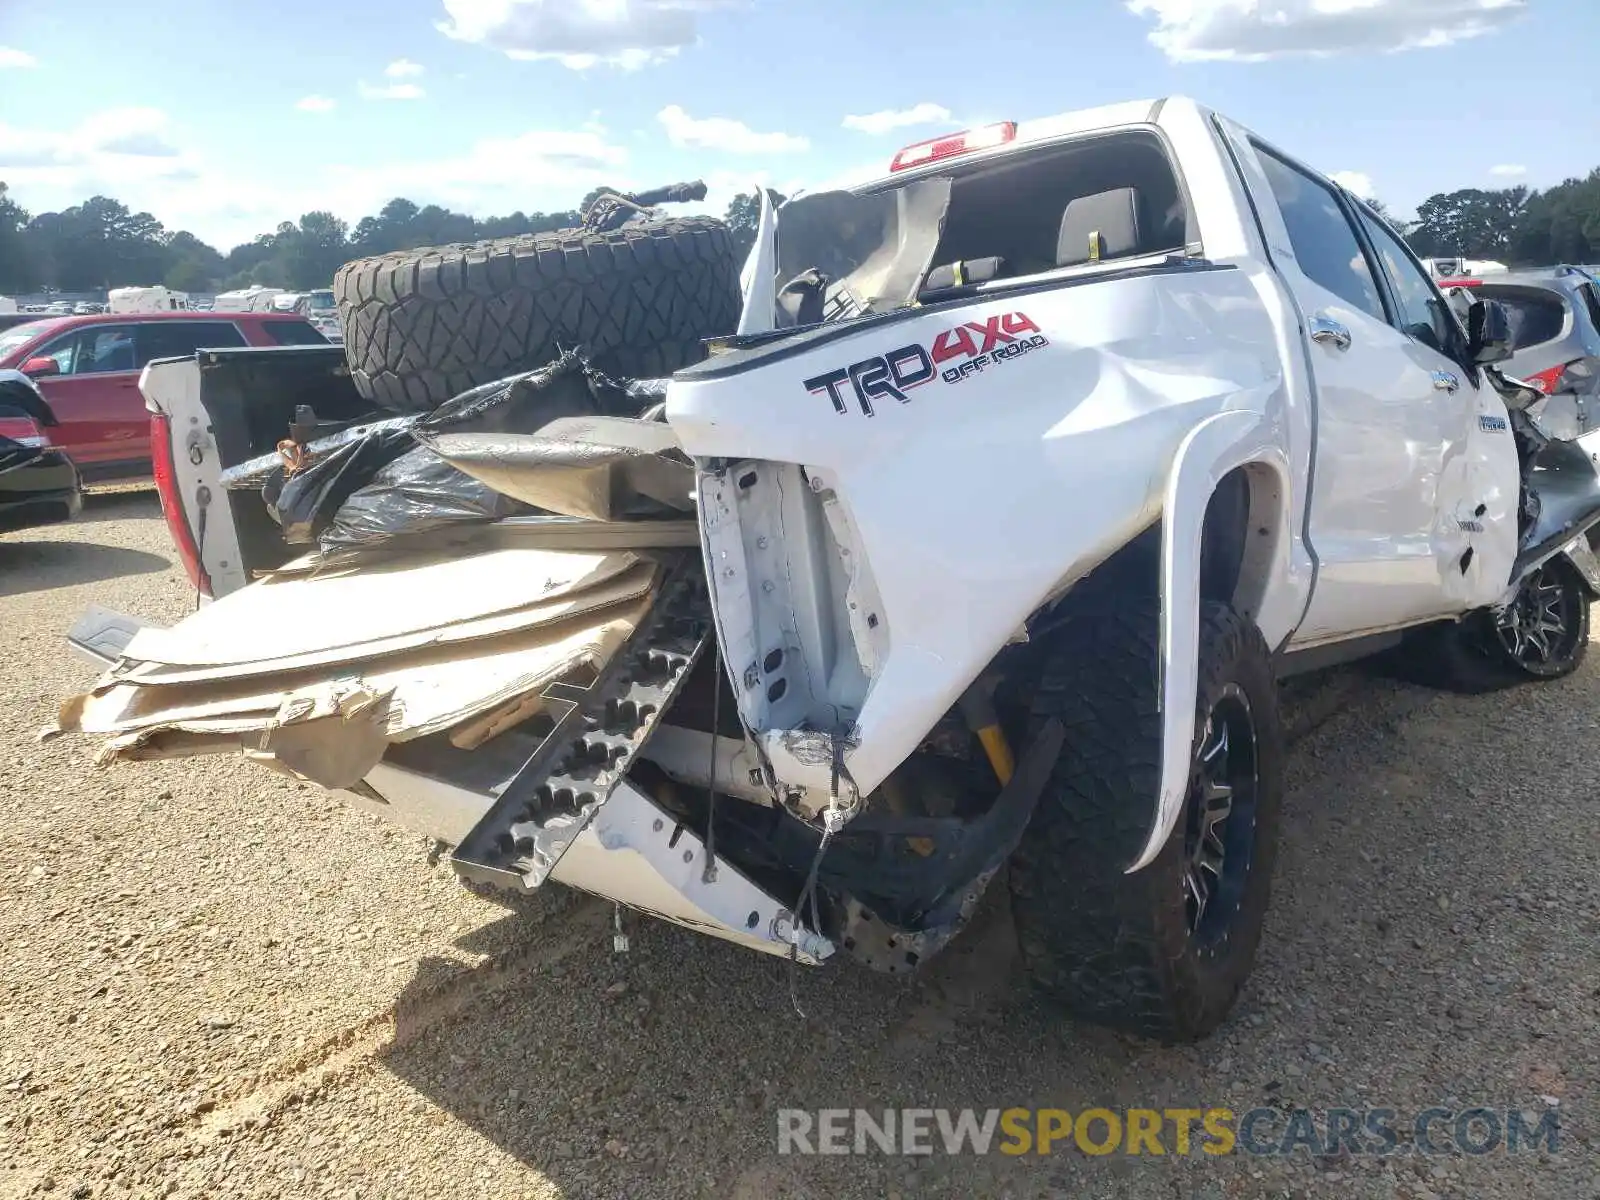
[{"left": 1447, "top": 266, "right": 1600, "bottom": 435}]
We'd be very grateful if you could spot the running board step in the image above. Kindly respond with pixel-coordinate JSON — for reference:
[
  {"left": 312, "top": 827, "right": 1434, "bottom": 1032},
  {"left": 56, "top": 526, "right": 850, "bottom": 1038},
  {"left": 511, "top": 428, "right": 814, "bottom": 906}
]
[{"left": 451, "top": 564, "right": 715, "bottom": 893}]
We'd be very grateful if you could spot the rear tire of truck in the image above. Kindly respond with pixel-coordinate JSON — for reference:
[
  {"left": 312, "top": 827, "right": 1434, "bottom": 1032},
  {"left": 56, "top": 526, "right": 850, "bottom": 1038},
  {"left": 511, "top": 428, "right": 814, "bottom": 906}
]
[
  {"left": 1398, "top": 557, "right": 1590, "bottom": 693},
  {"left": 1007, "top": 589, "right": 1284, "bottom": 1043},
  {"left": 334, "top": 217, "right": 742, "bottom": 412}
]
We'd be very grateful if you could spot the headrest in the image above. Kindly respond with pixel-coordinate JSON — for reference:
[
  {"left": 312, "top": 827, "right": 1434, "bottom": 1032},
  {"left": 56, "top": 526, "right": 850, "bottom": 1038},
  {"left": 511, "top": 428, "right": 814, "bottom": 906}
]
[
  {"left": 920, "top": 256, "right": 1006, "bottom": 299},
  {"left": 1057, "top": 188, "right": 1142, "bottom": 267}
]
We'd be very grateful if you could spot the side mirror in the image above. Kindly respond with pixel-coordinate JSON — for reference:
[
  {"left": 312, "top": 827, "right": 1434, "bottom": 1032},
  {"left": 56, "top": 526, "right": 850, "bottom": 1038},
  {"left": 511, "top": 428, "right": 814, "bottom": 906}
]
[
  {"left": 1467, "top": 298, "right": 1514, "bottom": 365},
  {"left": 20, "top": 356, "right": 60, "bottom": 379}
]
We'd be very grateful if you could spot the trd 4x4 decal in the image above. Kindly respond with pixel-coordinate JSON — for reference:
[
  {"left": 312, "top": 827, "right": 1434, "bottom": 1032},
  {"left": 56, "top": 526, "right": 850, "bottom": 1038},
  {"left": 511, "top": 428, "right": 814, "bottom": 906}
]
[{"left": 803, "top": 311, "right": 1049, "bottom": 417}]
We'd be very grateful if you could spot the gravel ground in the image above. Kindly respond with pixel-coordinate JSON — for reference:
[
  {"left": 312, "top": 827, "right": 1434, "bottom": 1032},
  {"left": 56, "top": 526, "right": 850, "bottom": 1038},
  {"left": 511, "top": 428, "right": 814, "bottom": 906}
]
[{"left": 1, "top": 490, "right": 1596, "bottom": 1200}]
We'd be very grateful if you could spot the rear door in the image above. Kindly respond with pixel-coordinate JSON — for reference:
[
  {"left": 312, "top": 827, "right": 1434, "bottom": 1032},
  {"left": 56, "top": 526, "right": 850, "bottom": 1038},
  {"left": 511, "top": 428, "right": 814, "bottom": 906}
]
[{"left": 1219, "top": 124, "right": 1480, "bottom": 641}]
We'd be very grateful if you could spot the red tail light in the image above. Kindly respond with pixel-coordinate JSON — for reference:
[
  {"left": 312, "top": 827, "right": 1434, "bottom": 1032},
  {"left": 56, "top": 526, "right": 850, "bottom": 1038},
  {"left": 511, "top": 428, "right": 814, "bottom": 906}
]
[
  {"left": 1525, "top": 364, "right": 1566, "bottom": 394},
  {"left": 1438, "top": 278, "right": 1482, "bottom": 288},
  {"left": 149, "top": 411, "right": 212, "bottom": 597}
]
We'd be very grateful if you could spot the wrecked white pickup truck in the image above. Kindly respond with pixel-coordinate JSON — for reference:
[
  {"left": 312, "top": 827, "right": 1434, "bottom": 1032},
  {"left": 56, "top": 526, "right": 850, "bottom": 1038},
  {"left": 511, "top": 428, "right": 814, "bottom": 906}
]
[{"left": 60, "top": 97, "right": 1600, "bottom": 1042}]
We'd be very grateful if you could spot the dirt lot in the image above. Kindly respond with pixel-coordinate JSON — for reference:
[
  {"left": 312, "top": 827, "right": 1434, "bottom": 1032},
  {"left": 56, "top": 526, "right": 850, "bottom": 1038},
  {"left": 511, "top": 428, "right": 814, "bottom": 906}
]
[{"left": 1, "top": 490, "right": 1597, "bottom": 1200}]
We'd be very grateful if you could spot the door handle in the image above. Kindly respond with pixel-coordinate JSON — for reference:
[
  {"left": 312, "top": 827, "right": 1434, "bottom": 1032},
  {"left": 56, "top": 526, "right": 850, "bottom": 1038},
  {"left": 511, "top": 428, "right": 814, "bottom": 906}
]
[
  {"left": 1431, "top": 370, "right": 1460, "bottom": 394},
  {"left": 1309, "top": 314, "right": 1351, "bottom": 351}
]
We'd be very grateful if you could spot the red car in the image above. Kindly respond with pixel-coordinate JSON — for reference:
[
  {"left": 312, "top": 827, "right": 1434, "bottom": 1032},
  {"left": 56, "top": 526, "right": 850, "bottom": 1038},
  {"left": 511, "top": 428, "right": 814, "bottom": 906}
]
[{"left": 0, "top": 311, "right": 328, "bottom": 481}]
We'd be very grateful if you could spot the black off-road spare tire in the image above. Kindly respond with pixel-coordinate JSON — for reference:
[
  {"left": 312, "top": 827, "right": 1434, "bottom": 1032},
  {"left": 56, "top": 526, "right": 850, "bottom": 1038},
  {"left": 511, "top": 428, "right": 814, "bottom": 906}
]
[{"left": 334, "top": 216, "right": 741, "bottom": 412}]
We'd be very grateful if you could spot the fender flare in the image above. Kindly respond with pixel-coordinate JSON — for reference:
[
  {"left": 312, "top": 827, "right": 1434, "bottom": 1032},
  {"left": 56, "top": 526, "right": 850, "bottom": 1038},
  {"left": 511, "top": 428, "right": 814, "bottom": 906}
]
[
  {"left": 1126, "top": 409, "right": 1289, "bottom": 875},
  {"left": 1558, "top": 534, "right": 1600, "bottom": 597}
]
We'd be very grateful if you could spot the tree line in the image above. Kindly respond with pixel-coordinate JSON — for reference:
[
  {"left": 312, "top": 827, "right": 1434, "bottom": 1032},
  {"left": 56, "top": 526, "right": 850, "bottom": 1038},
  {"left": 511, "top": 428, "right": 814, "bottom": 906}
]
[{"left": 3, "top": 165, "right": 1599, "bottom": 297}]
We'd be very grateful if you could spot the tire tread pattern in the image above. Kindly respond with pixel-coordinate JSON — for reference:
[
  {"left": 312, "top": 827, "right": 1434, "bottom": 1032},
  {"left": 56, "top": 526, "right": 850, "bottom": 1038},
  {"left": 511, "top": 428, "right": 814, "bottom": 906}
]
[
  {"left": 1007, "top": 580, "right": 1283, "bottom": 1043},
  {"left": 334, "top": 216, "right": 741, "bottom": 412}
]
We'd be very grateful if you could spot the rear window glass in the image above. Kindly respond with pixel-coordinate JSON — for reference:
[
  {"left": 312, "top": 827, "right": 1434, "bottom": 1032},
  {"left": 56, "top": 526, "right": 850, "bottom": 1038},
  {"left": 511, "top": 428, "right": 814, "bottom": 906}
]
[
  {"left": 1479, "top": 288, "right": 1566, "bottom": 350},
  {"left": 259, "top": 319, "right": 330, "bottom": 347}
]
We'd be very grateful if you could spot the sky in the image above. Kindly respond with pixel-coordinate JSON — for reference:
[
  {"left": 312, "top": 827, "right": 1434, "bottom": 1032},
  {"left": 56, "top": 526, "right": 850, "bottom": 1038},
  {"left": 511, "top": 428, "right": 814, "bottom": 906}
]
[{"left": 1, "top": 0, "right": 1595, "bottom": 252}]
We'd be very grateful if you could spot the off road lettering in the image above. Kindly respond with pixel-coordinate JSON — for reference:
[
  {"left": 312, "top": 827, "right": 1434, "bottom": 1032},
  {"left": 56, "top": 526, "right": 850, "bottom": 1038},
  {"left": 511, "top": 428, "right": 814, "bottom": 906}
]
[
  {"left": 940, "top": 334, "right": 1049, "bottom": 384},
  {"left": 803, "top": 312, "right": 1047, "bottom": 413}
]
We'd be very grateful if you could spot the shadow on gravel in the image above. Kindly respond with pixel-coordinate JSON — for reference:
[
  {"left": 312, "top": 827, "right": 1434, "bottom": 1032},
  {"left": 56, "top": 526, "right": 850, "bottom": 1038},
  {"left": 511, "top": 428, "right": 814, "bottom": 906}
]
[
  {"left": 75, "top": 486, "right": 160, "bottom": 524},
  {"left": 372, "top": 663, "right": 1592, "bottom": 1199},
  {"left": 0, "top": 537, "right": 170, "bottom": 596}
]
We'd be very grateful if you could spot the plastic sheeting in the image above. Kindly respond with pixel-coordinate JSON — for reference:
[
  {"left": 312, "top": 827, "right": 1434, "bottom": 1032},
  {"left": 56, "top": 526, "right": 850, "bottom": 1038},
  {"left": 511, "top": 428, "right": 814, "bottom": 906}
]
[
  {"left": 268, "top": 425, "right": 413, "bottom": 544},
  {"left": 319, "top": 446, "right": 530, "bottom": 554},
  {"left": 263, "top": 350, "right": 667, "bottom": 556}
]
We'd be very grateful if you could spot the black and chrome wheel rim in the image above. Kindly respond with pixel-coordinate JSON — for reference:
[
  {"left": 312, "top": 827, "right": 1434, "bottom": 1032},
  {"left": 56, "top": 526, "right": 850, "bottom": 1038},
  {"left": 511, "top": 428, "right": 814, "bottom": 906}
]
[
  {"left": 1182, "top": 684, "right": 1260, "bottom": 950},
  {"left": 1495, "top": 563, "right": 1579, "bottom": 672}
]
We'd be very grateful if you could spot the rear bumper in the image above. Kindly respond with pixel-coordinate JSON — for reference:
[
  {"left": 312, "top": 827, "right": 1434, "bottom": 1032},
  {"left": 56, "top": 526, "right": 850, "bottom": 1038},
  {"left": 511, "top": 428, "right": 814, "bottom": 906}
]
[
  {"left": 64, "top": 603, "right": 834, "bottom": 966},
  {"left": 357, "top": 760, "right": 830, "bottom": 962}
]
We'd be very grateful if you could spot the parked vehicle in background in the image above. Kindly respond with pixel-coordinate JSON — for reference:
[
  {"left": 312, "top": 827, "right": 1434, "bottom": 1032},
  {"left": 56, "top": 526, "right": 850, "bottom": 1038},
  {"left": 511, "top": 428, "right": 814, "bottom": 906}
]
[
  {"left": 0, "top": 369, "right": 83, "bottom": 533},
  {"left": 1441, "top": 265, "right": 1600, "bottom": 437},
  {"left": 212, "top": 286, "right": 288, "bottom": 313},
  {"left": 109, "top": 287, "right": 190, "bottom": 314},
  {"left": 44, "top": 302, "right": 73, "bottom": 316},
  {"left": 0, "top": 311, "right": 328, "bottom": 480},
  {"left": 1424, "top": 257, "right": 1508, "bottom": 281},
  {"left": 0, "top": 297, "right": 16, "bottom": 315},
  {"left": 300, "top": 288, "right": 340, "bottom": 341}
]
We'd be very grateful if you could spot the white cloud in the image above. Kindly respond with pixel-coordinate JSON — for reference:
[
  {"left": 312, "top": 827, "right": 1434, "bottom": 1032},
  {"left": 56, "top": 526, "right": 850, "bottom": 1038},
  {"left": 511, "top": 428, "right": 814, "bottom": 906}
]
[
  {"left": 1489, "top": 163, "right": 1527, "bottom": 178},
  {"left": 1128, "top": 0, "right": 1527, "bottom": 62},
  {"left": 436, "top": 0, "right": 735, "bottom": 69},
  {"left": 385, "top": 57, "right": 425, "bottom": 78},
  {"left": 6, "top": 116, "right": 634, "bottom": 250},
  {"left": 0, "top": 46, "right": 37, "bottom": 68},
  {"left": 1331, "top": 170, "right": 1375, "bottom": 200},
  {"left": 296, "top": 95, "right": 337, "bottom": 114},
  {"left": 0, "top": 108, "right": 181, "bottom": 170},
  {"left": 656, "top": 105, "right": 808, "bottom": 154},
  {"left": 359, "top": 81, "right": 426, "bottom": 101},
  {"left": 842, "top": 103, "right": 952, "bottom": 136}
]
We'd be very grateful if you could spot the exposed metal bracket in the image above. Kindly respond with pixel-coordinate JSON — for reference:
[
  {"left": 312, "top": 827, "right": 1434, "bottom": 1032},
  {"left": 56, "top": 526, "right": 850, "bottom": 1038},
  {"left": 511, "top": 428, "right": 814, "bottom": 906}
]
[{"left": 451, "top": 564, "right": 715, "bottom": 891}]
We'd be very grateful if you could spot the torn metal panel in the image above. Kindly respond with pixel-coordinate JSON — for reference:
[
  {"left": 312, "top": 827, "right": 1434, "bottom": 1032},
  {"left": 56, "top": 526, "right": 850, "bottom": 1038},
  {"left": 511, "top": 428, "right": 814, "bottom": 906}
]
[
  {"left": 119, "top": 546, "right": 643, "bottom": 669},
  {"left": 637, "top": 724, "right": 773, "bottom": 806},
  {"left": 770, "top": 178, "right": 952, "bottom": 319},
  {"left": 549, "top": 780, "right": 832, "bottom": 964},
  {"left": 420, "top": 416, "right": 695, "bottom": 522}
]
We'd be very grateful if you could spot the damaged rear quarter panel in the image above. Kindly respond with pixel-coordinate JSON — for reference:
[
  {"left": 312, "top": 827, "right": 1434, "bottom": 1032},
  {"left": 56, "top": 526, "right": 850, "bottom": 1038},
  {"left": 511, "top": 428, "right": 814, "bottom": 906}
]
[{"left": 667, "top": 267, "right": 1293, "bottom": 798}]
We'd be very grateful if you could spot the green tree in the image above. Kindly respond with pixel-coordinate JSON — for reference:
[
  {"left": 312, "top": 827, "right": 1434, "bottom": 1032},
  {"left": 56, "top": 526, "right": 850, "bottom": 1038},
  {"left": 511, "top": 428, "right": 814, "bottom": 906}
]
[
  {"left": 1406, "top": 187, "right": 1529, "bottom": 260},
  {"left": 0, "top": 183, "right": 38, "bottom": 292}
]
